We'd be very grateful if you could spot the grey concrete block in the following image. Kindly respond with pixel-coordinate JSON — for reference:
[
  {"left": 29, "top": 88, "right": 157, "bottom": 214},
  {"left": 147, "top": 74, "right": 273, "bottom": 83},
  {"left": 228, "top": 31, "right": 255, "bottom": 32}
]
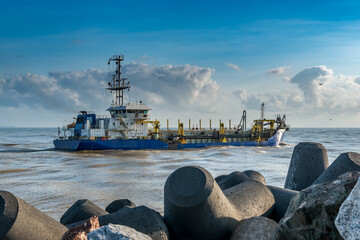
[
  {"left": 224, "top": 180, "right": 275, "bottom": 218},
  {"left": 267, "top": 185, "right": 298, "bottom": 222},
  {"left": 67, "top": 206, "right": 169, "bottom": 240},
  {"left": 285, "top": 142, "right": 329, "bottom": 190},
  {"left": 230, "top": 216, "right": 278, "bottom": 240},
  {"left": 164, "top": 166, "right": 275, "bottom": 240},
  {"left": 106, "top": 199, "right": 136, "bottom": 213},
  {"left": 218, "top": 171, "right": 250, "bottom": 190},
  {"left": 60, "top": 199, "right": 108, "bottom": 225},
  {"left": 244, "top": 170, "right": 266, "bottom": 184},
  {"left": 164, "top": 166, "right": 238, "bottom": 240},
  {"left": 0, "top": 190, "right": 67, "bottom": 240},
  {"left": 313, "top": 152, "right": 360, "bottom": 185},
  {"left": 215, "top": 174, "right": 227, "bottom": 183}
]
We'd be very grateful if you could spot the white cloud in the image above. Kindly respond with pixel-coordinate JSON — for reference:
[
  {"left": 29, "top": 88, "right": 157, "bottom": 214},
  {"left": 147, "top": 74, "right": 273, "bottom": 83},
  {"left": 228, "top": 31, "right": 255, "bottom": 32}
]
[
  {"left": 233, "top": 65, "right": 360, "bottom": 114},
  {"left": 226, "top": 63, "right": 242, "bottom": 71},
  {"left": 267, "top": 66, "right": 290, "bottom": 75},
  {"left": 289, "top": 65, "right": 333, "bottom": 107},
  {"left": 0, "top": 63, "right": 220, "bottom": 114},
  {"left": 123, "top": 63, "right": 220, "bottom": 112}
]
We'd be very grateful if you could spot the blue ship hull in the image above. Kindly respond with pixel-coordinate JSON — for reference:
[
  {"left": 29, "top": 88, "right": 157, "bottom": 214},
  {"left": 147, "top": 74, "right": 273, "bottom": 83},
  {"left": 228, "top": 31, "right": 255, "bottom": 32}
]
[{"left": 54, "top": 130, "right": 285, "bottom": 151}]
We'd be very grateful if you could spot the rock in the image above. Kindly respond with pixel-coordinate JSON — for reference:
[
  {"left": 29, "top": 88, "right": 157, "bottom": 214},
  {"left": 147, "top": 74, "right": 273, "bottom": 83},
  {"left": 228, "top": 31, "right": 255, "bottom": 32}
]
[
  {"left": 218, "top": 171, "right": 250, "bottom": 190},
  {"left": 61, "top": 216, "right": 100, "bottom": 240},
  {"left": 67, "top": 206, "right": 169, "bottom": 240},
  {"left": 267, "top": 185, "right": 298, "bottom": 222},
  {"left": 335, "top": 177, "right": 360, "bottom": 240},
  {"left": 164, "top": 166, "right": 275, "bottom": 240},
  {"left": 313, "top": 152, "right": 360, "bottom": 185},
  {"left": 224, "top": 180, "right": 275, "bottom": 218},
  {"left": 272, "top": 171, "right": 360, "bottom": 240},
  {"left": 284, "top": 142, "right": 329, "bottom": 190},
  {"left": 60, "top": 199, "right": 108, "bottom": 225},
  {"left": 0, "top": 190, "right": 68, "bottom": 240},
  {"left": 106, "top": 199, "right": 136, "bottom": 213},
  {"left": 230, "top": 216, "right": 278, "bottom": 240},
  {"left": 244, "top": 170, "right": 266, "bottom": 184},
  {"left": 87, "top": 224, "right": 152, "bottom": 240}
]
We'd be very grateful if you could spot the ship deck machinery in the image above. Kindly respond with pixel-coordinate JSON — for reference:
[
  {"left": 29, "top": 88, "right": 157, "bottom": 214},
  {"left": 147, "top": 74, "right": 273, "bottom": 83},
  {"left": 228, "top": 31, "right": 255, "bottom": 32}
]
[{"left": 158, "top": 113, "right": 289, "bottom": 149}]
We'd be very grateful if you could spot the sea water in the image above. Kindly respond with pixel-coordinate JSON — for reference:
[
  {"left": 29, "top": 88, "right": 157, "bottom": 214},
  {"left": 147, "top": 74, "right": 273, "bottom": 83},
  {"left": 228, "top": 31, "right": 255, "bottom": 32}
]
[{"left": 0, "top": 128, "right": 358, "bottom": 220}]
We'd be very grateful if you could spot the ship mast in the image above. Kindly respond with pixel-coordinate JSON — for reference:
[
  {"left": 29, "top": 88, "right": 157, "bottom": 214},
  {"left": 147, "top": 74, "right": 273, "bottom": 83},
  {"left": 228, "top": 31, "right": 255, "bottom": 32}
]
[
  {"left": 260, "top": 102, "right": 265, "bottom": 120},
  {"left": 106, "top": 55, "right": 130, "bottom": 106}
]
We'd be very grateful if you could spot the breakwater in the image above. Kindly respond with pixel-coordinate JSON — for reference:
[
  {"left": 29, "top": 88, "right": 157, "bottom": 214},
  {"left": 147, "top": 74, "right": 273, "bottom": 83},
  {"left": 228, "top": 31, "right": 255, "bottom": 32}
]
[{"left": 0, "top": 142, "right": 359, "bottom": 239}]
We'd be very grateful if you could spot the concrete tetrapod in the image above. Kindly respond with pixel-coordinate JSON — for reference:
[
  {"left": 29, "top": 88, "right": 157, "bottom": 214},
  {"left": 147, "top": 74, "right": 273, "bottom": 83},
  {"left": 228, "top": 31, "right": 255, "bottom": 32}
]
[
  {"left": 224, "top": 180, "right": 275, "bottom": 219},
  {"left": 267, "top": 185, "right": 298, "bottom": 222},
  {"left": 284, "top": 142, "right": 329, "bottom": 191},
  {"left": 60, "top": 199, "right": 108, "bottom": 225},
  {"left": 164, "top": 166, "right": 275, "bottom": 240},
  {"left": 230, "top": 216, "right": 278, "bottom": 240},
  {"left": 244, "top": 170, "right": 266, "bottom": 185},
  {"left": 218, "top": 171, "right": 251, "bottom": 190},
  {"left": 0, "top": 190, "right": 68, "bottom": 240},
  {"left": 106, "top": 199, "right": 136, "bottom": 213},
  {"left": 66, "top": 206, "right": 169, "bottom": 240},
  {"left": 313, "top": 152, "right": 360, "bottom": 185}
]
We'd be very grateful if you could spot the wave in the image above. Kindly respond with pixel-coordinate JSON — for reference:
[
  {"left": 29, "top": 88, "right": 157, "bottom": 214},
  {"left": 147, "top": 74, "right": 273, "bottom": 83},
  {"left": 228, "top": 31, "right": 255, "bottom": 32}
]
[{"left": 0, "top": 148, "right": 56, "bottom": 153}]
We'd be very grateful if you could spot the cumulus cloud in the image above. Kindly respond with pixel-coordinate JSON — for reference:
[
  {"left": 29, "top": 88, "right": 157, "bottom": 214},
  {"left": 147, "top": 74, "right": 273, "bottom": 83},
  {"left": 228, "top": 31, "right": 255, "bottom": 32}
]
[
  {"left": 267, "top": 66, "right": 290, "bottom": 75},
  {"left": 233, "top": 65, "right": 360, "bottom": 114},
  {"left": 123, "top": 63, "right": 219, "bottom": 111},
  {"left": 226, "top": 63, "right": 242, "bottom": 71},
  {"left": 290, "top": 65, "right": 333, "bottom": 106},
  {"left": 0, "top": 69, "right": 108, "bottom": 112},
  {"left": 0, "top": 63, "right": 220, "bottom": 113}
]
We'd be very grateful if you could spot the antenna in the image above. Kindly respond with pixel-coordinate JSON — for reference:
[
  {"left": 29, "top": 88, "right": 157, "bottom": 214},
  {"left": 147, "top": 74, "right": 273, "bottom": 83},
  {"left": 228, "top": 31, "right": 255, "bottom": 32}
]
[{"left": 106, "top": 55, "right": 130, "bottom": 106}]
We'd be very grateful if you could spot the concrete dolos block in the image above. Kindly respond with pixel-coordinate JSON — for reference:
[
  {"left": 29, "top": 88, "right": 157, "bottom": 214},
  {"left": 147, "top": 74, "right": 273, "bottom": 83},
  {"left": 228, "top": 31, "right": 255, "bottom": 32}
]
[
  {"left": 313, "top": 152, "right": 360, "bottom": 185},
  {"left": 164, "top": 166, "right": 275, "bottom": 240},
  {"left": 0, "top": 190, "right": 68, "bottom": 240},
  {"left": 285, "top": 142, "right": 329, "bottom": 190},
  {"left": 60, "top": 199, "right": 108, "bottom": 225}
]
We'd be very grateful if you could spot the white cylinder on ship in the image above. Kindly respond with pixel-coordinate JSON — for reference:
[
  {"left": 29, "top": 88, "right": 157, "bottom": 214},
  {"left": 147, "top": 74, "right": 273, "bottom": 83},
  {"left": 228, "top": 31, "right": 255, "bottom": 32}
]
[
  {"left": 100, "top": 120, "right": 104, "bottom": 129},
  {"left": 85, "top": 120, "right": 90, "bottom": 130}
]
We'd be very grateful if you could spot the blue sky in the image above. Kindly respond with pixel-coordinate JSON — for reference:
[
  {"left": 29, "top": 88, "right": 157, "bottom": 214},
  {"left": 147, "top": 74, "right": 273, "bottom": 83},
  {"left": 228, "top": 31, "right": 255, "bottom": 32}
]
[{"left": 1, "top": 0, "right": 360, "bottom": 127}]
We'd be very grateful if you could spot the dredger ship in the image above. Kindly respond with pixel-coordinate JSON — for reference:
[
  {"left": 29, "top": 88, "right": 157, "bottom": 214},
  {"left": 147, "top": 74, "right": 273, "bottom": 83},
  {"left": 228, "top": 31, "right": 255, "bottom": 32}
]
[{"left": 54, "top": 55, "right": 289, "bottom": 151}]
